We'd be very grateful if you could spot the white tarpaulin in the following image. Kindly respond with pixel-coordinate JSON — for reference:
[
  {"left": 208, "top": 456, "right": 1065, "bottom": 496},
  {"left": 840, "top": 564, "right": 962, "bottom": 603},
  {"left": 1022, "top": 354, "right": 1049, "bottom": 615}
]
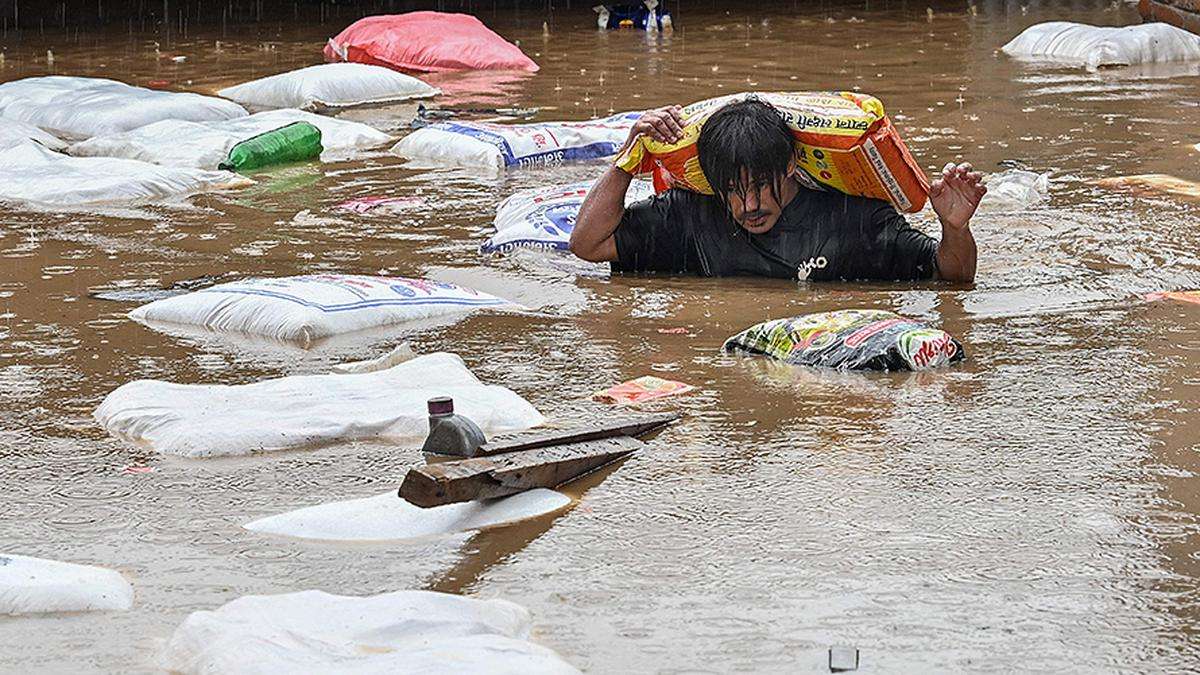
[
  {"left": 70, "top": 109, "right": 392, "bottom": 169},
  {"left": 0, "top": 554, "right": 133, "bottom": 615},
  {"left": 245, "top": 489, "right": 570, "bottom": 542},
  {"left": 1001, "top": 21, "right": 1200, "bottom": 69},
  {"left": 392, "top": 112, "right": 641, "bottom": 170},
  {"left": 0, "top": 142, "right": 251, "bottom": 207},
  {"left": 94, "top": 352, "right": 545, "bottom": 458},
  {"left": 128, "top": 274, "right": 516, "bottom": 345},
  {"left": 0, "top": 76, "right": 247, "bottom": 140},
  {"left": 0, "top": 119, "right": 67, "bottom": 152},
  {"left": 482, "top": 179, "right": 655, "bottom": 253},
  {"left": 218, "top": 63, "right": 440, "bottom": 111},
  {"left": 160, "top": 590, "right": 579, "bottom": 675}
]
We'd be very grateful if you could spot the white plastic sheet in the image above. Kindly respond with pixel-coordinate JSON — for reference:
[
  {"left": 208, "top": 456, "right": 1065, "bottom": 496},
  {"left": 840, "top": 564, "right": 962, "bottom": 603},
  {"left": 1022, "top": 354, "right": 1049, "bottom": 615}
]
[
  {"left": 483, "top": 179, "right": 655, "bottom": 253},
  {"left": 0, "top": 554, "right": 133, "bottom": 615},
  {"left": 70, "top": 109, "right": 392, "bottom": 169},
  {"left": 0, "top": 119, "right": 66, "bottom": 152},
  {"left": 128, "top": 274, "right": 516, "bottom": 345},
  {"left": 245, "top": 488, "right": 570, "bottom": 542},
  {"left": 0, "top": 76, "right": 246, "bottom": 140},
  {"left": 981, "top": 169, "right": 1050, "bottom": 211},
  {"left": 218, "top": 63, "right": 440, "bottom": 111},
  {"left": 94, "top": 352, "right": 545, "bottom": 458},
  {"left": 0, "top": 142, "right": 251, "bottom": 207},
  {"left": 1001, "top": 21, "right": 1200, "bottom": 69},
  {"left": 160, "top": 590, "right": 579, "bottom": 675},
  {"left": 392, "top": 112, "right": 641, "bottom": 170}
]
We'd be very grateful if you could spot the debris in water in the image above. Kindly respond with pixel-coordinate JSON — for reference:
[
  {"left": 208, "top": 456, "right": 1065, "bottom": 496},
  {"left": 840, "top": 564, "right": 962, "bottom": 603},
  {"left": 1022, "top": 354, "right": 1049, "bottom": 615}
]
[
  {"left": 829, "top": 646, "right": 859, "bottom": 672},
  {"left": 1145, "top": 290, "right": 1200, "bottom": 305},
  {"left": 1096, "top": 174, "right": 1200, "bottom": 202},
  {"left": 594, "top": 376, "right": 695, "bottom": 404},
  {"left": 657, "top": 327, "right": 690, "bottom": 334}
]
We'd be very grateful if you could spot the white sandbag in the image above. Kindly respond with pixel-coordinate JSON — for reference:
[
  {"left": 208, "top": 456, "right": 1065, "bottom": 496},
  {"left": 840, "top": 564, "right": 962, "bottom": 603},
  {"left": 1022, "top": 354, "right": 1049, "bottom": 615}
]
[
  {"left": 1001, "top": 21, "right": 1200, "bottom": 69},
  {"left": 392, "top": 111, "right": 641, "bottom": 170},
  {"left": 129, "top": 274, "right": 514, "bottom": 345},
  {"left": 0, "top": 76, "right": 246, "bottom": 141},
  {"left": 94, "top": 352, "right": 545, "bottom": 458},
  {"left": 70, "top": 109, "right": 392, "bottom": 169},
  {"left": 218, "top": 63, "right": 440, "bottom": 112},
  {"left": 981, "top": 169, "right": 1050, "bottom": 211},
  {"left": 0, "top": 142, "right": 251, "bottom": 207},
  {"left": 0, "top": 118, "right": 67, "bottom": 152},
  {"left": 161, "top": 590, "right": 579, "bottom": 675},
  {"left": 245, "top": 488, "right": 569, "bottom": 542},
  {"left": 0, "top": 554, "right": 133, "bottom": 615},
  {"left": 482, "top": 179, "right": 655, "bottom": 253}
]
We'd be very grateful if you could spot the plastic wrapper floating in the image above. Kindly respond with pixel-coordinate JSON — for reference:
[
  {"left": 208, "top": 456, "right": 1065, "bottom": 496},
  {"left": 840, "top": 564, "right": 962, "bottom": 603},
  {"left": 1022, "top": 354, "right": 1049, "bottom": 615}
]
[{"left": 723, "top": 309, "right": 964, "bottom": 371}]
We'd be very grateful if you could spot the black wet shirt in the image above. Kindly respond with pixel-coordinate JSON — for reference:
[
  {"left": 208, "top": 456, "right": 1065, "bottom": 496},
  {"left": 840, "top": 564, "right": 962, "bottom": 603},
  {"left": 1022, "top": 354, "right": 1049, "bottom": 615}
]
[{"left": 612, "top": 188, "right": 939, "bottom": 281}]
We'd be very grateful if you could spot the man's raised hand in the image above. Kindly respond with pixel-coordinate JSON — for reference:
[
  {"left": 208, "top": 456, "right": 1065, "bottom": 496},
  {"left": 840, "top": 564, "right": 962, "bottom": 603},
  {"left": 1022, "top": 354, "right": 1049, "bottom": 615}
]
[
  {"left": 629, "top": 106, "right": 686, "bottom": 145},
  {"left": 929, "top": 162, "right": 986, "bottom": 231}
]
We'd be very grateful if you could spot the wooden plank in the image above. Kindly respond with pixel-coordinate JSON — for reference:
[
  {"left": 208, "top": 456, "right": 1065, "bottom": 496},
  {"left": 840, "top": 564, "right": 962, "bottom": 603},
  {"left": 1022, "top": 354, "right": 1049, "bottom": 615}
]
[
  {"left": 400, "top": 437, "right": 642, "bottom": 508},
  {"left": 474, "top": 412, "right": 679, "bottom": 456},
  {"left": 1141, "top": 0, "right": 1200, "bottom": 35}
]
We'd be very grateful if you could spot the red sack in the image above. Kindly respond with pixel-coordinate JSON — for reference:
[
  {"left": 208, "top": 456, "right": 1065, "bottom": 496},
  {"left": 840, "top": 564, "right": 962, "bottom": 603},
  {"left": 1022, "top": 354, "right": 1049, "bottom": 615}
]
[{"left": 324, "top": 12, "right": 539, "bottom": 73}]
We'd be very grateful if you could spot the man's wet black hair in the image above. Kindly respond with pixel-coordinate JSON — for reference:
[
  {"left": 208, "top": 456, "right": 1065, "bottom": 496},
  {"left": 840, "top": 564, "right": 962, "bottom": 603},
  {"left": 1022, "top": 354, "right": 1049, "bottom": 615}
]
[{"left": 696, "top": 98, "right": 794, "bottom": 208}]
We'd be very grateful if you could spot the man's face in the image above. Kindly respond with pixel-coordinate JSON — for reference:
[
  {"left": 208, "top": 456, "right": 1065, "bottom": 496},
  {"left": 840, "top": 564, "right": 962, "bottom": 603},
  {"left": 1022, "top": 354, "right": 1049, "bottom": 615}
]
[{"left": 724, "top": 167, "right": 789, "bottom": 235}]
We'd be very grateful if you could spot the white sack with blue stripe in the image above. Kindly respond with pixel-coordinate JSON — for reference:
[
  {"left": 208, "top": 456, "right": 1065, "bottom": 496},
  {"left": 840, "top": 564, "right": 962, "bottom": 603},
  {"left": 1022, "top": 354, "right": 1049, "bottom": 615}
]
[
  {"left": 127, "top": 274, "right": 516, "bottom": 345},
  {"left": 483, "top": 179, "right": 654, "bottom": 253},
  {"left": 391, "top": 112, "right": 641, "bottom": 170},
  {"left": 94, "top": 352, "right": 545, "bottom": 458}
]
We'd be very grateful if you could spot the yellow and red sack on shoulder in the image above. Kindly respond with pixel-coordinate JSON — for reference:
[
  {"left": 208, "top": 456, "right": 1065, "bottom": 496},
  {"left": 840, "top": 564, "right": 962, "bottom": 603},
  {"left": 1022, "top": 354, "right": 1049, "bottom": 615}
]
[{"left": 614, "top": 91, "right": 930, "bottom": 213}]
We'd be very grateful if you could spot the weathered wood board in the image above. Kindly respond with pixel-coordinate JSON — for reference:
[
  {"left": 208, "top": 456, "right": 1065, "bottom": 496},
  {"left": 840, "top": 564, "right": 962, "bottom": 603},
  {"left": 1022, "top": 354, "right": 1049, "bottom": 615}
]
[
  {"left": 473, "top": 411, "right": 679, "bottom": 456},
  {"left": 401, "top": 436, "right": 643, "bottom": 507}
]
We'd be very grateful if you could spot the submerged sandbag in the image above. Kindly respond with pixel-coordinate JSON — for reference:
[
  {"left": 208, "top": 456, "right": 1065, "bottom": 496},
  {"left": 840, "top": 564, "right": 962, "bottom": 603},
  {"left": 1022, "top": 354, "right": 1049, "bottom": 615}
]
[
  {"left": 723, "top": 309, "right": 964, "bottom": 371},
  {"left": 245, "top": 488, "right": 570, "bottom": 542},
  {"left": 615, "top": 91, "right": 929, "bottom": 213},
  {"left": 0, "top": 142, "right": 251, "bottom": 207},
  {"left": 0, "top": 119, "right": 67, "bottom": 152},
  {"left": 218, "top": 63, "right": 440, "bottom": 111},
  {"left": 94, "top": 352, "right": 545, "bottom": 458},
  {"left": 0, "top": 554, "right": 133, "bottom": 615},
  {"left": 393, "top": 112, "right": 641, "bottom": 170},
  {"left": 1001, "top": 21, "right": 1200, "bottom": 69},
  {"left": 0, "top": 76, "right": 246, "bottom": 141},
  {"left": 325, "top": 12, "right": 539, "bottom": 73},
  {"left": 160, "top": 590, "right": 578, "bottom": 675},
  {"left": 70, "top": 109, "right": 391, "bottom": 170},
  {"left": 482, "top": 179, "right": 655, "bottom": 253},
  {"left": 128, "top": 274, "right": 515, "bottom": 345}
]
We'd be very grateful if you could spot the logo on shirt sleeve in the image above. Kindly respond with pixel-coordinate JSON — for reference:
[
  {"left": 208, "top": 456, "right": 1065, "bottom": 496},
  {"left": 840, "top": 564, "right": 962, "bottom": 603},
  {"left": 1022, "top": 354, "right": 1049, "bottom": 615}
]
[{"left": 796, "top": 256, "right": 828, "bottom": 281}]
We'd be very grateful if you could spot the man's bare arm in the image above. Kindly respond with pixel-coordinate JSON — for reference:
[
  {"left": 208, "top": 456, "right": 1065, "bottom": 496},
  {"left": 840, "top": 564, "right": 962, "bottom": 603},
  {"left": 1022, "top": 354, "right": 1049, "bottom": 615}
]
[
  {"left": 569, "top": 106, "right": 686, "bottom": 263},
  {"left": 929, "top": 162, "right": 985, "bottom": 282}
]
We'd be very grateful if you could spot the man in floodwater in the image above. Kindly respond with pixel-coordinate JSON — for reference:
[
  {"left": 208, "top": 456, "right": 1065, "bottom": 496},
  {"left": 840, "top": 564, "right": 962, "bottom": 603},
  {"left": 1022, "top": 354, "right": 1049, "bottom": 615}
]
[{"left": 569, "top": 99, "right": 984, "bottom": 282}]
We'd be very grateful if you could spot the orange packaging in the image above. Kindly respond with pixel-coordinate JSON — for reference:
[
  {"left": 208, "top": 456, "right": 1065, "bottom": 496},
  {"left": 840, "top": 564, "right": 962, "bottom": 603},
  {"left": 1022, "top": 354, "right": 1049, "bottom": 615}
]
[{"left": 615, "top": 91, "right": 930, "bottom": 213}]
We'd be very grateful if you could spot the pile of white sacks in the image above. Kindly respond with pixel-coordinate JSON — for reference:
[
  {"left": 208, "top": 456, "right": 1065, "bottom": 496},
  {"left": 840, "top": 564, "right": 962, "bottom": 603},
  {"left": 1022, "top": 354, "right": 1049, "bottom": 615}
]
[{"left": 0, "top": 63, "right": 435, "bottom": 208}]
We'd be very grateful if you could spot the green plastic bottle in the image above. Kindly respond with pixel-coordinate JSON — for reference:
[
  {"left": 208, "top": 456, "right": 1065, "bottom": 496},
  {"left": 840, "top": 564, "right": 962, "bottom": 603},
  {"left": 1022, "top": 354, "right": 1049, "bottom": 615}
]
[{"left": 218, "top": 121, "right": 323, "bottom": 173}]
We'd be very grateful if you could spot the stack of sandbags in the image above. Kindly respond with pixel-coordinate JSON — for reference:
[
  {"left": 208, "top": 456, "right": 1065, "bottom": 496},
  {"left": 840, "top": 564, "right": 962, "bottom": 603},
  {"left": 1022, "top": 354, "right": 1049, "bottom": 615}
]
[
  {"left": 218, "top": 63, "right": 439, "bottom": 111},
  {"left": 0, "top": 76, "right": 246, "bottom": 140}
]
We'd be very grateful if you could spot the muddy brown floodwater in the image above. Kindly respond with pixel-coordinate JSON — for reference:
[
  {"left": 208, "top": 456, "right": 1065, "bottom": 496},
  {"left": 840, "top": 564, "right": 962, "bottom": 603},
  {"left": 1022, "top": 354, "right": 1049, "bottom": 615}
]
[{"left": 3, "top": 1, "right": 1200, "bottom": 672}]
